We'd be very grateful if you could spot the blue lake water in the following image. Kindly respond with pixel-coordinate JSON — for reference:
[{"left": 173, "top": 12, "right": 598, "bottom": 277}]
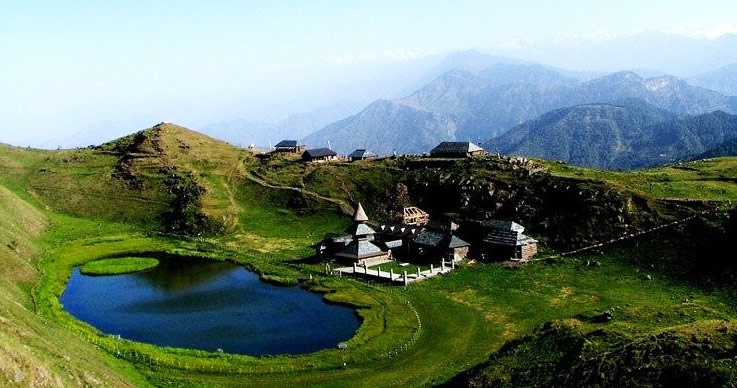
[{"left": 59, "top": 257, "right": 360, "bottom": 355}]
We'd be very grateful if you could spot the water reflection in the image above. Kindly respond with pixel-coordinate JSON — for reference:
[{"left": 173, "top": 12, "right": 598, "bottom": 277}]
[
  {"left": 60, "top": 256, "right": 359, "bottom": 355},
  {"left": 132, "top": 257, "right": 237, "bottom": 292}
]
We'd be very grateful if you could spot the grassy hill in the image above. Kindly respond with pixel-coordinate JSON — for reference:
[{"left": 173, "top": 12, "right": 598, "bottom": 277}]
[
  {"left": 545, "top": 157, "right": 737, "bottom": 203},
  {"left": 2, "top": 124, "right": 737, "bottom": 387}
]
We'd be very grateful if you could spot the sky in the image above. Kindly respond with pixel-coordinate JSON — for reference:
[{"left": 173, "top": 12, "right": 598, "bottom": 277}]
[{"left": 1, "top": 0, "right": 737, "bottom": 147}]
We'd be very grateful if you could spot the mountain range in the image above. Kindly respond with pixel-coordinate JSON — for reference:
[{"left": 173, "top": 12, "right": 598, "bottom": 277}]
[
  {"left": 304, "top": 63, "right": 737, "bottom": 158},
  {"left": 490, "top": 99, "right": 737, "bottom": 169}
]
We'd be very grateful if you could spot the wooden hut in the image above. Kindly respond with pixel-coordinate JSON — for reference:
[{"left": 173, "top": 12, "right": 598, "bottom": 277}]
[{"left": 273, "top": 140, "right": 305, "bottom": 154}]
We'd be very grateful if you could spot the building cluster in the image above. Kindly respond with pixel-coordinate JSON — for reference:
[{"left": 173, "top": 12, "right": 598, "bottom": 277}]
[
  {"left": 267, "top": 140, "right": 487, "bottom": 163},
  {"left": 268, "top": 139, "right": 536, "bottom": 265},
  {"left": 316, "top": 203, "right": 537, "bottom": 267}
]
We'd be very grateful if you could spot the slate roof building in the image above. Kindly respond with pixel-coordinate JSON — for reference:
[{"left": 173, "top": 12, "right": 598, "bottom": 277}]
[
  {"left": 348, "top": 149, "right": 376, "bottom": 162},
  {"left": 273, "top": 140, "right": 305, "bottom": 153},
  {"left": 409, "top": 226, "right": 470, "bottom": 263},
  {"left": 333, "top": 203, "right": 390, "bottom": 266},
  {"left": 429, "top": 141, "right": 485, "bottom": 158},
  {"left": 302, "top": 148, "right": 338, "bottom": 163},
  {"left": 478, "top": 219, "right": 538, "bottom": 261}
]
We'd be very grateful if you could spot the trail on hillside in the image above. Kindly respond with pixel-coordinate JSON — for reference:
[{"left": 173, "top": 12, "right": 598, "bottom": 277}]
[{"left": 244, "top": 170, "right": 354, "bottom": 215}]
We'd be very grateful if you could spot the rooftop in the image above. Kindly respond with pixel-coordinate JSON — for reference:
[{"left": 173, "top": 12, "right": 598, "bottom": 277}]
[
  {"left": 430, "top": 141, "right": 484, "bottom": 155},
  {"left": 335, "top": 240, "right": 386, "bottom": 259},
  {"left": 353, "top": 202, "right": 369, "bottom": 222},
  {"left": 275, "top": 140, "right": 298, "bottom": 148},
  {"left": 349, "top": 149, "right": 376, "bottom": 158},
  {"left": 303, "top": 148, "right": 337, "bottom": 158},
  {"left": 484, "top": 229, "right": 537, "bottom": 246},
  {"left": 480, "top": 219, "right": 525, "bottom": 233},
  {"left": 413, "top": 229, "right": 469, "bottom": 249},
  {"left": 345, "top": 222, "right": 376, "bottom": 236}
]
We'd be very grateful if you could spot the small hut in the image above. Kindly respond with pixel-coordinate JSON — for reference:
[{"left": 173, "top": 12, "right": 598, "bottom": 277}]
[
  {"left": 302, "top": 148, "right": 338, "bottom": 163},
  {"left": 273, "top": 140, "right": 305, "bottom": 154},
  {"left": 479, "top": 220, "right": 538, "bottom": 261},
  {"left": 348, "top": 149, "right": 376, "bottom": 162}
]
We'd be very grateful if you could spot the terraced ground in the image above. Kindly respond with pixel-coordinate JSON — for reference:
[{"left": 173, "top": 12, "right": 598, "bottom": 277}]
[{"left": 2, "top": 124, "right": 737, "bottom": 387}]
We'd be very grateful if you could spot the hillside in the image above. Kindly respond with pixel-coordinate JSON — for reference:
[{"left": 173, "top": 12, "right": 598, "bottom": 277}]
[
  {"left": 490, "top": 99, "right": 677, "bottom": 169},
  {"left": 445, "top": 211, "right": 737, "bottom": 388},
  {"left": 304, "top": 66, "right": 737, "bottom": 155},
  {"left": 2, "top": 126, "right": 737, "bottom": 387},
  {"left": 627, "top": 111, "right": 737, "bottom": 167},
  {"left": 698, "top": 137, "right": 737, "bottom": 159},
  {"left": 0, "top": 159, "right": 150, "bottom": 386}
]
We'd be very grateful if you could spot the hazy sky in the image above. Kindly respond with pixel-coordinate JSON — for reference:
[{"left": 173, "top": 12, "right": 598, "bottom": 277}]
[{"left": 2, "top": 0, "right": 737, "bottom": 146}]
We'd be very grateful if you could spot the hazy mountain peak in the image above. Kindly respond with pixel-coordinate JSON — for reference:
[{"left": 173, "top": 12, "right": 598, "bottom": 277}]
[
  {"left": 643, "top": 75, "right": 681, "bottom": 91},
  {"left": 689, "top": 62, "right": 737, "bottom": 96}
]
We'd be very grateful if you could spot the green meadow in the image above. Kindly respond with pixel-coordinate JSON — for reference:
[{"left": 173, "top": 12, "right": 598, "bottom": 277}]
[{"left": 2, "top": 126, "right": 737, "bottom": 387}]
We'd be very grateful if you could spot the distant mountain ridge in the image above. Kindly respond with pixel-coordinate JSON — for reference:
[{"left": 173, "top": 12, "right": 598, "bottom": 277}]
[
  {"left": 697, "top": 137, "right": 737, "bottom": 159},
  {"left": 491, "top": 100, "right": 737, "bottom": 169},
  {"left": 304, "top": 64, "right": 737, "bottom": 155},
  {"left": 689, "top": 63, "right": 737, "bottom": 96}
]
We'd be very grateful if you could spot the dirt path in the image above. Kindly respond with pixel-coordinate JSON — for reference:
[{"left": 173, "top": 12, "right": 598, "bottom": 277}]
[{"left": 243, "top": 170, "right": 354, "bottom": 215}]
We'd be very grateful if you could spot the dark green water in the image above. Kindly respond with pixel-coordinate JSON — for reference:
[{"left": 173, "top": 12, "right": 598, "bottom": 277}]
[{"left": 60, "top": 257, "right": 359, "bottom": 355}]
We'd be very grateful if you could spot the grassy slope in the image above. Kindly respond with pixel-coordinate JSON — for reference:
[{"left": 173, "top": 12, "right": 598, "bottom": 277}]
[
  {"left": 545, "top": 157, "right": 737, "bottom": 203},
  {"left": 2, "top": 129, "right": 737, "bottom": 387},
  {"left": 0, "top": 184, "right": 150, "bottom": 387}
]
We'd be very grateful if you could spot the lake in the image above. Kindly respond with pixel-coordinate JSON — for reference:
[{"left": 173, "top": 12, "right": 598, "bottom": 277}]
[{"left": 60, "top": 256, "right": 360, "bottom": 355}]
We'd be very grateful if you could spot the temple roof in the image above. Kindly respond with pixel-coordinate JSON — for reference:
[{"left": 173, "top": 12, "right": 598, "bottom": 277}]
[
  {"left": 353, "top": 202, "right": 369, "bottom": 222},
  {"left": 345, "top": 222, "right": 376, "bottom": 236},
  {"left": 335, "top": 240, "right": 386, "bottom": 259}
]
